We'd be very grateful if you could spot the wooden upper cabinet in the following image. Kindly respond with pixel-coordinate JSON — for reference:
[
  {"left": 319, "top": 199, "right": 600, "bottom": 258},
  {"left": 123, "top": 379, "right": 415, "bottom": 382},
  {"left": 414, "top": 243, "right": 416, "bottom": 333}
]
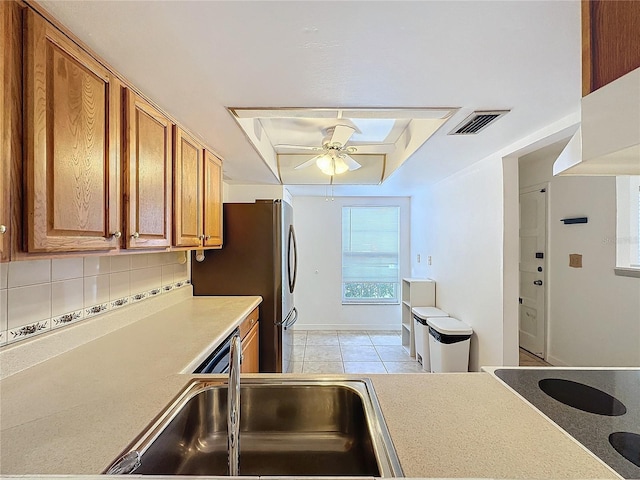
[
  {"left": 203, "top": 150, "right": 223, "bottom": 247},
  {"left": 582, "top": 0, "right": 640, "bottom": 96},
  {"left": 0, "top": 114, "right": 7, "bottom": 259},
  {"left": 0, "top": 1, "right": 21, "bottom": 261},
  {"left": 173, "top": 127, "right": 203, "bottom": 247},
  {"left": 123, "top": 90, "right": 173, "bottom": 249},
  {"left": 24, "top": 10, "right": 121, "bottom": 252}
]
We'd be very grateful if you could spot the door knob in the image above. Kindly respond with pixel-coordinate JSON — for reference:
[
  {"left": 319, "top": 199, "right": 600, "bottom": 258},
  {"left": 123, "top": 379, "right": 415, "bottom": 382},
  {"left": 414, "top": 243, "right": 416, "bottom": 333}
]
[
  {"left": 533, "top": 280, "right": 543, "bottom": 286},
  {"left": 111, "top": 231, "right": 122, "bottom": 239},
  {"left": 131, "top": 232, "right": 140, "bottom": 239}
]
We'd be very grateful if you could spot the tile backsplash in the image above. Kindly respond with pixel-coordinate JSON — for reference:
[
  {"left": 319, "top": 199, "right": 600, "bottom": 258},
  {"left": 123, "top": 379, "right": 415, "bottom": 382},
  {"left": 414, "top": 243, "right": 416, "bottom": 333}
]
[{"left": 0, "top": 252, "right": 190, "bottom": 346}]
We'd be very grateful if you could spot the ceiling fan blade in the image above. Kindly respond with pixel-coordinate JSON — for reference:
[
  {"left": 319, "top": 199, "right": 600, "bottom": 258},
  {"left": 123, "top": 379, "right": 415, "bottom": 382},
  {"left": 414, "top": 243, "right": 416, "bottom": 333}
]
[
  {"left": 330, "top": 124, "right": 356, "bottom": 146},
  {"left": 341, "top": 154, "right": 362, "bottom": 171},
  {"left": 294, "top": 155, "right": 324, "bottom": 170},
  {"left": 275, "top": 144, "right": 323, "bottom": 151}
]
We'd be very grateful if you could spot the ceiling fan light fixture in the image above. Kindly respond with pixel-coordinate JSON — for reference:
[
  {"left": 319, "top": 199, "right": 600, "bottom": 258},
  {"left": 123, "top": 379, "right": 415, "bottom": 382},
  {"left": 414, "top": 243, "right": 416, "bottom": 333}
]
[
  {"left": 317, "top": 154, "right": 348, "bottom": 175},
  {"left": 316, "top": 154, "right": 332, "bottom": 171},
  {"left": 333, "top": 157, "right": 349, "bottom": 175}
]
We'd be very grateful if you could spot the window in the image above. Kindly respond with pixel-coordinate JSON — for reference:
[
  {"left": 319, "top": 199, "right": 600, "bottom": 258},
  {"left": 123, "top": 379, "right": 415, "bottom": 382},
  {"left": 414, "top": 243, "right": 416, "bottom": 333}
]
[
  {"left": 615, "top": 176, "right": 640, "bottom": 274},
  {"left": 342, "top": 206, "right": 400, "bottom": 303}
]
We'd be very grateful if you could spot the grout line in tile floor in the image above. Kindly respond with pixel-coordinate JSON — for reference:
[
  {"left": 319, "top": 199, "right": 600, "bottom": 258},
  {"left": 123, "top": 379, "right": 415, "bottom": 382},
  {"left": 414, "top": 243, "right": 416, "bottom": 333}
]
[{"left": 289, "top": 330, "right": 426, "bottom": 374}]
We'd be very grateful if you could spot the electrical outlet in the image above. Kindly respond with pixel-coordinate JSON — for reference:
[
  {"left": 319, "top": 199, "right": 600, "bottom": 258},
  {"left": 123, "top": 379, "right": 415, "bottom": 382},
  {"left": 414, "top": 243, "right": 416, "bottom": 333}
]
[{"left": 428, "top": 255, "right": 432, "bottom": 266}]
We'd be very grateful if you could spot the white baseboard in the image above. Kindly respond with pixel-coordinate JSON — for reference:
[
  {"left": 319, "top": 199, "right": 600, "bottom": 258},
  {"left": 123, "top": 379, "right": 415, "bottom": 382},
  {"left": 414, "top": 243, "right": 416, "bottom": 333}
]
[
  {"left": 546, "top": 354, "right": 568, "bottom": 367},
  {"left": 292, "top": 324, "right": 401, "bottom": 331}
]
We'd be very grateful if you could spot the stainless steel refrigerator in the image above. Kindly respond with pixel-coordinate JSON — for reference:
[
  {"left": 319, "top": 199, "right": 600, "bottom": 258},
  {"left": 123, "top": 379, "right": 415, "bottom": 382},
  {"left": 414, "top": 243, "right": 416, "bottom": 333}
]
[{"left": 191, "top": 200, "right": 298, "bottom": 373}]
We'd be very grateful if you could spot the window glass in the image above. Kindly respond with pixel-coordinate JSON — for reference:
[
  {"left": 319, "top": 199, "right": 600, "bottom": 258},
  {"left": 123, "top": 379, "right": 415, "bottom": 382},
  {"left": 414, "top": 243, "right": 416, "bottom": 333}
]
[
  {"left": 342, "top": 206, "right": 400, "bottom": 303},
  {"left": 616, "top": 176, "right": 640, "bottom": 268}
]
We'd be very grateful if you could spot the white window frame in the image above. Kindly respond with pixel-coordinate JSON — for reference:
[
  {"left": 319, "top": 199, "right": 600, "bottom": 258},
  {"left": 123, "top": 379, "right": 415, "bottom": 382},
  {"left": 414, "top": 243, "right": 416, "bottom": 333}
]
[
  {"left": 341, "top": 205, "right": 401, "bottom": 304},
  {"left": 615, "top": 175, "right": 640, "bottom": 278}
]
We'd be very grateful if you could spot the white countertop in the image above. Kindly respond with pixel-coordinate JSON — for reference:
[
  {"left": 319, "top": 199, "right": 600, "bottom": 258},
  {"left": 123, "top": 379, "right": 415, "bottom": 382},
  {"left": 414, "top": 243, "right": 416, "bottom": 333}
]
[{"left": 0, "top": 292, "right": 619, "bottom": 479}]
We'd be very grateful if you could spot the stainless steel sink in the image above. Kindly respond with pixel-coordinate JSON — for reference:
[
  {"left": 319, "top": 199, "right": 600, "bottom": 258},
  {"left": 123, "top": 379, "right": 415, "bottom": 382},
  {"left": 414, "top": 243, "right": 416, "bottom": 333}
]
[{"left": 105, "top": 378, "right": 403, "bottom": 476}]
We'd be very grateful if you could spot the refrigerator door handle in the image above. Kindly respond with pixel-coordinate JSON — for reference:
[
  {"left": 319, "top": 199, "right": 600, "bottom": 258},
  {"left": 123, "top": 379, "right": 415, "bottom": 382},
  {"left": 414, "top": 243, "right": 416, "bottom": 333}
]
[
  {"left": 277, "top": 307, "right": 294, "bottom": 326},
  {"left": 284, "top": 307, "right": 298, "bottom": 329},
  {"left": 287, "top": 225, "right": 298, "bottom": 294}
]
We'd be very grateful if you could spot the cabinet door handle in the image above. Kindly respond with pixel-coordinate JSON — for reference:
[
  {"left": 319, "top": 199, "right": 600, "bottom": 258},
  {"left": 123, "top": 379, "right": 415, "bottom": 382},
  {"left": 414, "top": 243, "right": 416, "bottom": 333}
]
[
  {"left": 111, "top": 231, "right": 122, "bottom": 239},
  {"left": 533, "top": 280, "right": 543, "bottom": 286},
  {"left": 0, "top": 224, "right": 6, "bottom": 234},
  {"left": 131, "top": 232, "right": 140, "bottom": 239},
  {"left": 205, "top": 235, "right": 211, "bottom": 240}
]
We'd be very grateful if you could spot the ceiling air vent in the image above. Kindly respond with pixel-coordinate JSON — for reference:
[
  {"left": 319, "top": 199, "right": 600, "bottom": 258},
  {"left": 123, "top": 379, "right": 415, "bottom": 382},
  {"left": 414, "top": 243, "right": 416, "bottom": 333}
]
[{"left": 448, "top": 110, "right": 510, "bottom": 135}]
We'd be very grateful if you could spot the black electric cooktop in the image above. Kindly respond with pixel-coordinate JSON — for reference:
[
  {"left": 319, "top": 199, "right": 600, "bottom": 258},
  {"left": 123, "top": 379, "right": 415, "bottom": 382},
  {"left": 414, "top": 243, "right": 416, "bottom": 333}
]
[{"left": 495, "top": 369, "right": 640, "bottom": 479}]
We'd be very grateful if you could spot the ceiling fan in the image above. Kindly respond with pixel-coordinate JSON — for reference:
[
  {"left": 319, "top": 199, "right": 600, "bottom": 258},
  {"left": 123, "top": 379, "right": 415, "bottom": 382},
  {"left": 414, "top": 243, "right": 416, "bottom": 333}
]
[{"left": 275, "top": 124, "right": 364, "bottom": 176}]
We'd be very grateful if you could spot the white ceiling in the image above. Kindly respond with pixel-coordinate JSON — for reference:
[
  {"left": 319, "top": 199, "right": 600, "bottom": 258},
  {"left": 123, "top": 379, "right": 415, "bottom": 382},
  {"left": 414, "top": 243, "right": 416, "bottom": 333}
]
[{"left": 38, "top": 0, "right": 581, "bottom": 196}]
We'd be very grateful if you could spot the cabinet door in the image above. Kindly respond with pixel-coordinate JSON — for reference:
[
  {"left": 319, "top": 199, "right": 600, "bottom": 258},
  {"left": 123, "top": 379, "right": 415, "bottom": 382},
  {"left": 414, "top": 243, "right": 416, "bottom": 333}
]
[
  {"left": 24, "top": 10, "right": 120, "bottom": 252},
  {"left": 203, "top": 150, "right": 223, "bottom": 247},
  {"left": 241, "top": 322, "right": 260, "bottom": 374},
  {"left": 173, "top": 128, "right": 203, "bottom": 247},
  {"left": 0, "top": 1, "right": 21, "bottom": 261},
  {"left": 124, "top": 90, "right": 172, "bottom": 249},
  {"left": 582, "top": 0, "right": 640, "bottom": 95}
]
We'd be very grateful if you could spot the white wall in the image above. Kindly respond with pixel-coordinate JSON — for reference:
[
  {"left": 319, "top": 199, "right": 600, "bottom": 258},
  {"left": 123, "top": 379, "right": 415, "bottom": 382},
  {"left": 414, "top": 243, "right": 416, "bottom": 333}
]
[
  {"left": 409, "top": 115, "right": 581, "bottom": 371},
  {"left": 294, "top": 196, "right": 410, "bottom": 330},
  {"left": 224, "top": 183, "right": 293, "bottom": 205},
  {"left": 520, "top": 155, "right": 640, "bottom": 366},
  {"left": 411, "top": 156, "right": 506, "bottom": 371}
]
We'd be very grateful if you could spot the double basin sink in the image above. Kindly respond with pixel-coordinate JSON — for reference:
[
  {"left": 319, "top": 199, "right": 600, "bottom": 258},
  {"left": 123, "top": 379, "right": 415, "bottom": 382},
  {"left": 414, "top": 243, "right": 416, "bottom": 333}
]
[{"left": 106, "top": 378, "right": 403, "bottom": 476}]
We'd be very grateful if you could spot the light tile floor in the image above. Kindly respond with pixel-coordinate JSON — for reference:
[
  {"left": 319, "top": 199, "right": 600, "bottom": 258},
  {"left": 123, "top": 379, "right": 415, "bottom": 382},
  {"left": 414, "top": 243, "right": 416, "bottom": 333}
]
[
  {"left": 519, "top": 348, "right": 553, "bottom": 367},
  {"left": 290, "top": 330, "right": 425, "bottom": 374},
  {"left": 290, "top": 334, "right": 553, "bottom": 372}
]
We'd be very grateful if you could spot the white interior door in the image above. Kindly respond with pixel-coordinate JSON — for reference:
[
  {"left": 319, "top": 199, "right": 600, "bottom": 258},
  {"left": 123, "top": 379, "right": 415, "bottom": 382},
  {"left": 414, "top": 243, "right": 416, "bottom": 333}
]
[{"left": 519, "top": 186, "right": 546, "bottom": 357}]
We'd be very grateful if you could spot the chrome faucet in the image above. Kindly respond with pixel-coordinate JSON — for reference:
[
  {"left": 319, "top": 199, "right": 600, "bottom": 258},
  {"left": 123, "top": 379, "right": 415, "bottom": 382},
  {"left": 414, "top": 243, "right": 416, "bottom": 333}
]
[{"left": 228, "top": 333, "right": 241, "bottom": 476}]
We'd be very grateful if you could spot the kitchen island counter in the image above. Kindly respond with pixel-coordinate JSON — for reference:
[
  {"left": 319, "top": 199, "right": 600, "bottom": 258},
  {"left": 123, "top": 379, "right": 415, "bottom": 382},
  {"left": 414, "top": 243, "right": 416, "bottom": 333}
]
[{"left": 0, "top": 293, "right": 618, "bottom": 479}]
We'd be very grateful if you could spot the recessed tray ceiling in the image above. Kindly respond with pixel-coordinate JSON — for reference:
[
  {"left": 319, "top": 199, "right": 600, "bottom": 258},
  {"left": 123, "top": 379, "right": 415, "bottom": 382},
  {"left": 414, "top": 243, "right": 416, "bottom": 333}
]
[{"left": 229, "top": 107, "right": 457, "bottom": 185}]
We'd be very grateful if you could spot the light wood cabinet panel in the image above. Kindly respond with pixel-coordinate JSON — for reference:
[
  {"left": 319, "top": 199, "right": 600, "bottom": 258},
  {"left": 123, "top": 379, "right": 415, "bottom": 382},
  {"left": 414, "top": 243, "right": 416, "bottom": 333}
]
[
  {"left": 203, "top": 150, "right": 223, "bottom": 247},
  {"left": 238, "top": 307, "right": 259, "bottom": 339},
  {"left": 0, "top": 1, "right": 22, "bottom": 261},
  {"left": 173, "top": 127, "right": 203, "bottom": 247},
  {"left": 582, "top": 0, "right": 640, "bottom": 96},
  {"left": 241, "top": 322, "right": 260, "bottom": 374},
  {"left": 24, "top": 10, "right": 121, "bottom": 252},
  {"left": 124, "top": 90, "right": 172, "bottom": 249}
]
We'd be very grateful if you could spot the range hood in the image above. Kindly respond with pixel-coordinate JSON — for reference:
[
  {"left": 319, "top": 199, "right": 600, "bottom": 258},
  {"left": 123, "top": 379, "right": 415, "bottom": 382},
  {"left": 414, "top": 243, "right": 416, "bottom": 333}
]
[{"left": 553, "top": 67, "right": 640, "bottom": 176}]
